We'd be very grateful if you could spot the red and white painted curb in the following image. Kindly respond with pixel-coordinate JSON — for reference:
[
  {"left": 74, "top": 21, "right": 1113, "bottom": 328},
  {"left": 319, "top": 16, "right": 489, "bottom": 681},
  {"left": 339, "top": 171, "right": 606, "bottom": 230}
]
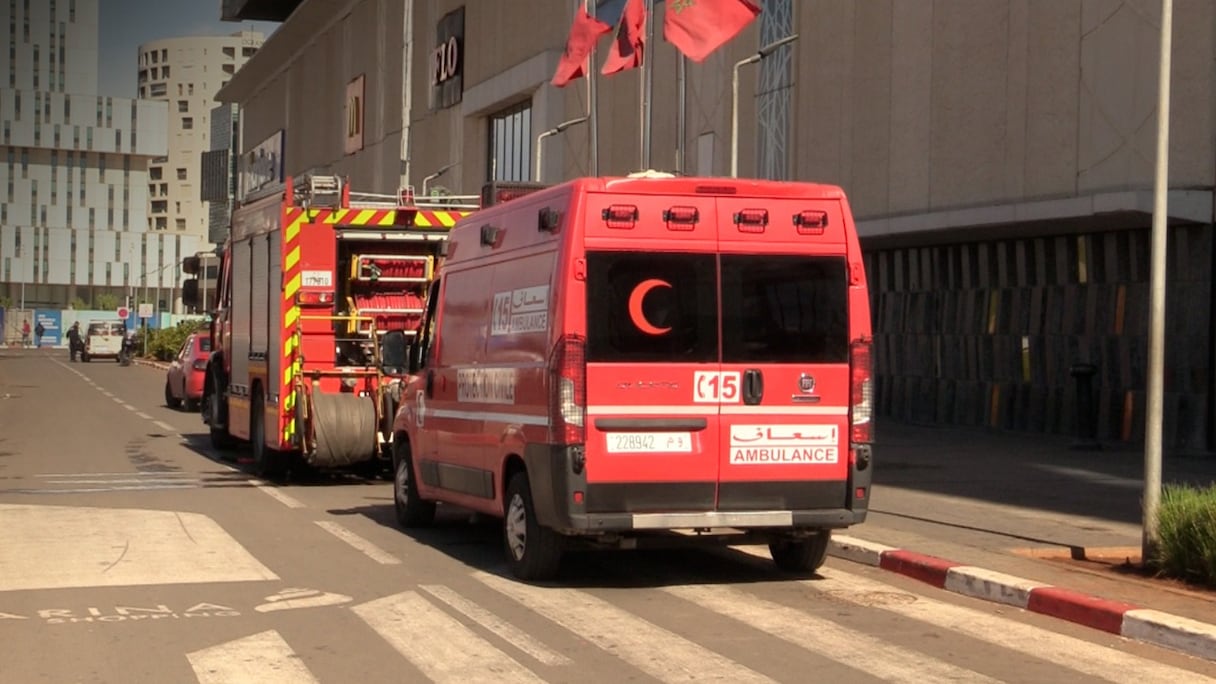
[{"left": 830, "top": 535, "right": 1216, "bottom": 662}]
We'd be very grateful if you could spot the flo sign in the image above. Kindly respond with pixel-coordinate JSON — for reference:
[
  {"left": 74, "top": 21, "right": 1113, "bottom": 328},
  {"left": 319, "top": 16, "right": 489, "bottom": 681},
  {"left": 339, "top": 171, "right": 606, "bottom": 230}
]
[{"left": 431, "top": 7, "right": 464, "bottom": 110}]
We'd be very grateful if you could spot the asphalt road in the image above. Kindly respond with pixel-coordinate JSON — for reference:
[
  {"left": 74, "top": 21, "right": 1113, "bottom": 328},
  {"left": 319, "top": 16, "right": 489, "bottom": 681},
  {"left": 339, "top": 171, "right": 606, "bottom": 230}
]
[{"left": 1, "top": 348, "right": 1213, "bottom": 683}]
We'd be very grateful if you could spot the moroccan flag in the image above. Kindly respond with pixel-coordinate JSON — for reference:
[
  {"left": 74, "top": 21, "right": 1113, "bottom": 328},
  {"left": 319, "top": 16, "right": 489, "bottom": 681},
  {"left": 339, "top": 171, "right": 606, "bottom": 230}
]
[
  {"left": 552, "top": 9, "right": 613, "bottom": 87},
  {"left": 601, "top": 0, "right": 647, "bottom": 76},
  {"left": 664, "top": 0, "right": 761, "bottom": 62}
]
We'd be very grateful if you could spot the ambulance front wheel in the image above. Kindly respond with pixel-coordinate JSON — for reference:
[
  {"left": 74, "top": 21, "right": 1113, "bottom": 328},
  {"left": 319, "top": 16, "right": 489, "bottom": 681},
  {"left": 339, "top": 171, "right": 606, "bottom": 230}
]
[
  {"left": 769, "top": 531, "right": 831, "bottom": 573},
  {"left": 393, "top": 438, "right": 435, "bottom": 528},
  {"left": 504, "top": 471, "right": 563, "bottom": 581}
]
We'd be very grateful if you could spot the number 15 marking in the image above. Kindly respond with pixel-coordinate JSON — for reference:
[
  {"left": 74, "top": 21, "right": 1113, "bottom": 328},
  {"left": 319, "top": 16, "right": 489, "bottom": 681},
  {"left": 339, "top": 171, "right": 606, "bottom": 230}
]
[{"left": 694, "top": 371, "right": 741, "bottom": 403}]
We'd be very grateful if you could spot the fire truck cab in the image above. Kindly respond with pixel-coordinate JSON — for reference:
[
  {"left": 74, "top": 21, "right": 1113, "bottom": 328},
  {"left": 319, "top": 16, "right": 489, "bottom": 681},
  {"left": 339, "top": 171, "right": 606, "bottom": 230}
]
[
  {"left": 390, "top": 173, "right": 875, "bottom": 580},
  {"left": 183, "top": 175, "right": 476, "bottom": 478}
]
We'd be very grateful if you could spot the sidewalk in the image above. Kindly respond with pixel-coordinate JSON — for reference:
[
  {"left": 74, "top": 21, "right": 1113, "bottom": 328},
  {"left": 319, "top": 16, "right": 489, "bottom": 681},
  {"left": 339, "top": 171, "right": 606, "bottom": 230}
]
[{"left": 840, "top": 421, "right": 1216, "bottom": 661}]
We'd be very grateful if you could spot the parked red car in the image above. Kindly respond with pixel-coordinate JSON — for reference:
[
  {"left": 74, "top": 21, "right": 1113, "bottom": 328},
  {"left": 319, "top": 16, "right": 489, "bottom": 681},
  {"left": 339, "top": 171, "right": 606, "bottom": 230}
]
[{"left": 165, "top": 333, "right": 211, "bottom": 410}]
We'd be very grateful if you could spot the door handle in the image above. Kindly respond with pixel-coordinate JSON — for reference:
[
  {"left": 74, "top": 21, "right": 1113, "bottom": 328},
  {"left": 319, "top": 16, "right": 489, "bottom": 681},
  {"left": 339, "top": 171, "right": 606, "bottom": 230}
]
[
  {"left": 743, "top": 369, "right": 763, "bottom": 405},
  {"left": 425, "top": 370, "right": 435, "bottom": 398}
]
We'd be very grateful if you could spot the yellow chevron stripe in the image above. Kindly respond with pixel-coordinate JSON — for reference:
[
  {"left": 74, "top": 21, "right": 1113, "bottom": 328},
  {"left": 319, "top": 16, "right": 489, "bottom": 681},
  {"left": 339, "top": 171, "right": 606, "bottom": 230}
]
[
  {"left": 325, "top": 210, "right": 344, "bottom": 224},
  {"left": 284, "top": 305, "right": 300, "bottom": 328},
  {"left": 435, "top": 211, "right": 458, "bottom": 228},
  {"left": 414, "top": 214, "right": 433, "bottom": 228},
  {"left": 285, "top": 213, "right": 307, "bottom": 242},
  {"left": 378, "top": 212, "right": 395, "bottom": 226},
  {"left": 353, "top": 209, "right": 374, "bottom": 224},
  {"left": 284, "top": 244, "right": 301, "bottom": 271},
  {"left": 284, "top": 272, "right": 302, "bottom": 299}
]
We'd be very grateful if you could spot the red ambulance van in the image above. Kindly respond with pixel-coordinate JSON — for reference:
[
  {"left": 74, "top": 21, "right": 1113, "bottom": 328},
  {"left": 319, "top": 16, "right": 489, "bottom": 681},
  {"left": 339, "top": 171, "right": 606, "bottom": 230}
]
[{"left": 390, "top": 173, "right": 874, "bottom": 580}]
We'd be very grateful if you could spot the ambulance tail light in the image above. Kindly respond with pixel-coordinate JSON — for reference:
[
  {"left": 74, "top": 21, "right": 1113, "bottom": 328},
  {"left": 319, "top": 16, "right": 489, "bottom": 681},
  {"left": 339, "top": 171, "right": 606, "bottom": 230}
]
[
  {"left": 850, "top": 338, "right": 873, "bottom": 444},
  {"left": 549, "top": 335, "right": 586, "bottom": 445},
  {"left": 296, "top": 291, "right": 335, "bottom": 307}
]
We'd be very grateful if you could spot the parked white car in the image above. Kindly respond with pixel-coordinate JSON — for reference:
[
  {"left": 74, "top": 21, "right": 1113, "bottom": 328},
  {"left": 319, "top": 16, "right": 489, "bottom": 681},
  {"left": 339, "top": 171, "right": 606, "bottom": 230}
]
[{"left": 82, "top": 321, "right": 125, "bottom": 362}]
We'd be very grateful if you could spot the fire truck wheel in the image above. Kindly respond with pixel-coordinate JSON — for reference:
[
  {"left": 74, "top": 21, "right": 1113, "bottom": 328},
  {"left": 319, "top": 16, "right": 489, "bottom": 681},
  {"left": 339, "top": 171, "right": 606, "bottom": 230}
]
[
  {"left": 251, "top": 389, "right": 286, "bottom": 480},
  {"left": 768, "top": 531, "right": 831, "bottom": 573},
  {"left": 504, "top": 472, "right": 563, "bottom": 581},
  {"left": 393, "top": 439, "right": 435, "bottom": 528},
  {"left": 206, "top": 385, "right": 236, "bottom": 452}
]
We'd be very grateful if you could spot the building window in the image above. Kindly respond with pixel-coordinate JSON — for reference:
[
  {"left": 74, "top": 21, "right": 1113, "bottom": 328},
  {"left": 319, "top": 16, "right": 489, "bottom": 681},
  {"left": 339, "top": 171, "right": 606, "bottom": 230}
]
[
  {"left": 182, "top": 117, "right": 193, "bottom": 130},
  {"left": 63, "top": 95, "right": 70, "bottom": 121},
  {"left": 487, "top": 102, "right": 532, "bottom": 183},
  {"left": 187, "top": 83, "right": 194, "bottom": 95},
  {"left": 149, "top": 166, "right": 162, "bottom": 181},
  {"left": 155, "top": 217, "right": 166, "bottom": 230},
  {"left": 177, "top": 100, "right": 188, "bottom": 112},
  {"left": 176, "top": 168, "right": 187, "bottom": 181},
  {"left": 162, "top": 65, "right": 170, "bottom": 78},
  {"left": 115, "top": 129, "right": 121, "bottom": 148},
  {"left": 175, "top": 218, "right": 186, "bottom": 230}
]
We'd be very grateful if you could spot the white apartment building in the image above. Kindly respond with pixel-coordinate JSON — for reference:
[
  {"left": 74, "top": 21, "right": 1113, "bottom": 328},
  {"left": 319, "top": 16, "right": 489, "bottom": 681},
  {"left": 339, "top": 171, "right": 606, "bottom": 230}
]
[
  {"left": 0, "top": 0, "right": 186, "bottom": 311},
  {"left": 137, "top": 31, "right": 263, "bottom": 242}
]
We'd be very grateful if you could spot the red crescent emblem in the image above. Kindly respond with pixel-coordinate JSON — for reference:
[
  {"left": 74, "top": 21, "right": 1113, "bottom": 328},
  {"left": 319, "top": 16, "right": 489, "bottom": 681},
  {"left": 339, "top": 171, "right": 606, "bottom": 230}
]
[{"left": 628, "top": 279, "right": 672, "bottom": 335}]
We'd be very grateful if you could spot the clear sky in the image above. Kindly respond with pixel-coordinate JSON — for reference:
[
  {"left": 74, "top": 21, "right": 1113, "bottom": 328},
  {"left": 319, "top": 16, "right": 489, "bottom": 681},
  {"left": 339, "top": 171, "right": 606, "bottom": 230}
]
[{"left": 97, "top": 0, "right": 279, "bottom": 97}]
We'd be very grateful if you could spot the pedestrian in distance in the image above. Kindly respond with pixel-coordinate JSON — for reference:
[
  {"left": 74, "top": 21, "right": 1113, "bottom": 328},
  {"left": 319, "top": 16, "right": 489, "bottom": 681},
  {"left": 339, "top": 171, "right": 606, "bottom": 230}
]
[
  {"left": 21, "top": 320, "right": 30, "bottom": 348},
  {"left": 34, "top": 321, "right": 44, "bottom": 348},
  {"left": 66, "top": 322, "right": 82, "bottom": 362}
]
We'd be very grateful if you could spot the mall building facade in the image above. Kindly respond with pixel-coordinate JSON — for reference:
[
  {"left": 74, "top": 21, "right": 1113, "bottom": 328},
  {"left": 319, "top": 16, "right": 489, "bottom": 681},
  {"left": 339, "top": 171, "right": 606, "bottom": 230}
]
[{"left": 218, "top": 0, "right": 1216, "bottom": 450}]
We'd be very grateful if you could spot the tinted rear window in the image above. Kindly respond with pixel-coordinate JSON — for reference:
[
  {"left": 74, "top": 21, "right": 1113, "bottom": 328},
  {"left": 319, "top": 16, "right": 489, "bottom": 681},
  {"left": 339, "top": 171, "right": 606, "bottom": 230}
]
[
  {"left": 88, "top": 323, "right": 123, "bottom": 336},
  {"left": 586, "top": 252, "right": 717, "bottom": 363},
  {"left": 197, "top": 337, "right": 212, "bottom": 352},
  {"left": 721, "top": 255, "right": 849, "bottom": 363},
  {"left": 586, "top": 252, "right": 849, "bottom": 364}
]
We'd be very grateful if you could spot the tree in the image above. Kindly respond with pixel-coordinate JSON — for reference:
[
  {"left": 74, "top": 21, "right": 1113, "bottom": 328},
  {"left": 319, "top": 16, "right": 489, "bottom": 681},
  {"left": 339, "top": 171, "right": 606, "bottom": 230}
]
[
  {"left": 69, "top": 297, "right": 88, "bottom": 310},
  {"left": 94, "top": 293, "right": 120, "bottom": 310},
  {"left": 0, "top": 295, "right": 12, "bottom": 309}
]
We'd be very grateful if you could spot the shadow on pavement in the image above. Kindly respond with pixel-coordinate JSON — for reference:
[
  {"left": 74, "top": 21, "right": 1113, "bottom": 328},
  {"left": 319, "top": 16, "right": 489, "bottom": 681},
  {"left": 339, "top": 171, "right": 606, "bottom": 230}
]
[
  {"left": 327, "top": 500, "right": 828, "bottom": 589},
  {"left": 871, "top": 420, "right": 1216, "bottom": 527}
]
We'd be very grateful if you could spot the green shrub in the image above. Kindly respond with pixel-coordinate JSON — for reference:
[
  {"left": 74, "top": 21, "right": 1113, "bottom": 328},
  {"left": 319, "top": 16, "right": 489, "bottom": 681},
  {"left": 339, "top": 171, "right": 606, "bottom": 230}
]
[
  {"left": 145, "top": 321, "right": 206, "bottom": 361},
  {"left": 1154, "top": 483, "right": 1216, "bottom": 587}
]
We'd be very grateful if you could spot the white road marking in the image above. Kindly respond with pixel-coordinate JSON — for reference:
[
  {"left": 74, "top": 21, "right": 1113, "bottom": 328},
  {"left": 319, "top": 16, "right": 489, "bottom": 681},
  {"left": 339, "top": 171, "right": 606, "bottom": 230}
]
[
  {"left": 153, "top": 420, "right": 176, "bottom": 432},
  {"left": 135, "top": 411, "right": 152, "bottom": 420},
  {"left": 314, "top": 521, "right": 400, "bottom": 565},
  {"left": 187, "top": 630, "right": 319, "bottom": 684},
  {"left": 664, "top": 583, "right": 1000, "bottom": 684},
  {"left": 419, "top": 584, "right": 572, "bottom": 667},
  {"left": 251, "top": 482, "right": 305, "bottom": 509},
  {"left": 254, "top": 587, "right": 353, "bottom": 613},
  {"left": 37, "top": 472, "right": 190, "bottom": 478},
  {"left": 111, "top": 397, "right": 123, "bottom": 403},
  {"left": 352, "top": 591, "right": 542, "bottom": 683},
  {"left": 123, "top": 404, "right": 137, "bottom": 411},
  {"left": 474, "top": 571, "right": 775, "bottom": 683},
  {"left": 39, "top": 478, "right": 194, "bottom": 485},
  {"left": 815, "top": 567, "right": 1203, "bottom": 683},
  {"left": 0, "top": 503, "right": 278, "bottom": 591}
]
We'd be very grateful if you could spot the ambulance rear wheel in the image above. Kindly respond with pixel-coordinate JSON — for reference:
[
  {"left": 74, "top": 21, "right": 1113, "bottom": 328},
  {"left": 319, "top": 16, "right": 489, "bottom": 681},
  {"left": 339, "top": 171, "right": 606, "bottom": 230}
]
[
  {"left": 504, "top": 472, "right": 563, "bottom": 581},
  {"left": 769, "top": 531, "right": 831, "bottom": 573},
  {"left": 393, "top": 439, "right": 435, "bottom": 528}
]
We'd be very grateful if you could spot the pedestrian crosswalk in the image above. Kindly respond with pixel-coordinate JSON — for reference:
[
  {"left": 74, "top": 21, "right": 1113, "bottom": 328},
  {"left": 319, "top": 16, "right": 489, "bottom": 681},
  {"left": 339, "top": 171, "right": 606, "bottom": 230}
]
[{"left": 186, "top": 564, "right": 1211, "bottom": 683}]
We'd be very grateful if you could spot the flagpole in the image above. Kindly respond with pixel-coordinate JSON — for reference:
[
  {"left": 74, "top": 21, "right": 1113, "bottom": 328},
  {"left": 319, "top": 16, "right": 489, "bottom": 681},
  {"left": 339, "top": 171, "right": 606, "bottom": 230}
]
[
  {"left": 585, "top": 0, "right": 600, "bottom": 176},
  {"left": 640, "top": 0, "right": 655, "bottom": 169},
  {"left": 676, "top": 54, "right": 686, "bottom": 174}
]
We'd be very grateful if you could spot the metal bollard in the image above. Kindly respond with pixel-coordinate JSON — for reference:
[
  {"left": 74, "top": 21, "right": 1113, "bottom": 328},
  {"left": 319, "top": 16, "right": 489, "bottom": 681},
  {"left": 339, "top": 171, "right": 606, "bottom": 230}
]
[{"left": 1069, "top": 362, "right": 1101, "bottom": 451}]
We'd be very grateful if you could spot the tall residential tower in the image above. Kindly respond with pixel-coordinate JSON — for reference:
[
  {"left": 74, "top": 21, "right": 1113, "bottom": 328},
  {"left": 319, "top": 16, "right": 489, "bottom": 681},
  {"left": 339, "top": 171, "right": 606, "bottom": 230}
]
[
  {"left": 0, "top": 0, "right": 179, "bottom": 313},
  {"left": 136, "top": 31, "right": 263, "bottom": 242}
]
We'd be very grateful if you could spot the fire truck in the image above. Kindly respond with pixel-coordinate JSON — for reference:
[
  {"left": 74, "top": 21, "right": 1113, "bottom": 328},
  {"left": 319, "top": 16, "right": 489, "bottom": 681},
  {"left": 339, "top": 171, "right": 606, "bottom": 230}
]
[{"left": 181, "top": 175, "right": 478, "bottom": 478}]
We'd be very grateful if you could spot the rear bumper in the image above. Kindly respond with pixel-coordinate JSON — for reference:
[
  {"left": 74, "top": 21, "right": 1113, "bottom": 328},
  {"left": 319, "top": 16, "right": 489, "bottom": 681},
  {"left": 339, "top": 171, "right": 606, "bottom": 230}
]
[{"left": 523, "top": 443, "right": 872, "bottom": 535}]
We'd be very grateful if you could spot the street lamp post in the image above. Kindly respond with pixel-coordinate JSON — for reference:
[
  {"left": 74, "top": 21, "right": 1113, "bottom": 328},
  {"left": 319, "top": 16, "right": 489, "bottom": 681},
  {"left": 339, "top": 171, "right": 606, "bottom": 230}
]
[
  {"left": 534, "top": 116, "right": 589, "bottom": 183},
  {"left": 422, "top": 163, "right": 456, "bottom": 197},
  {"left": 1143, "top": 0, "right": 1174, "bottom": 563},
  {"left": 731, "top": 34, "right": 799, "bottom": 178}
]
